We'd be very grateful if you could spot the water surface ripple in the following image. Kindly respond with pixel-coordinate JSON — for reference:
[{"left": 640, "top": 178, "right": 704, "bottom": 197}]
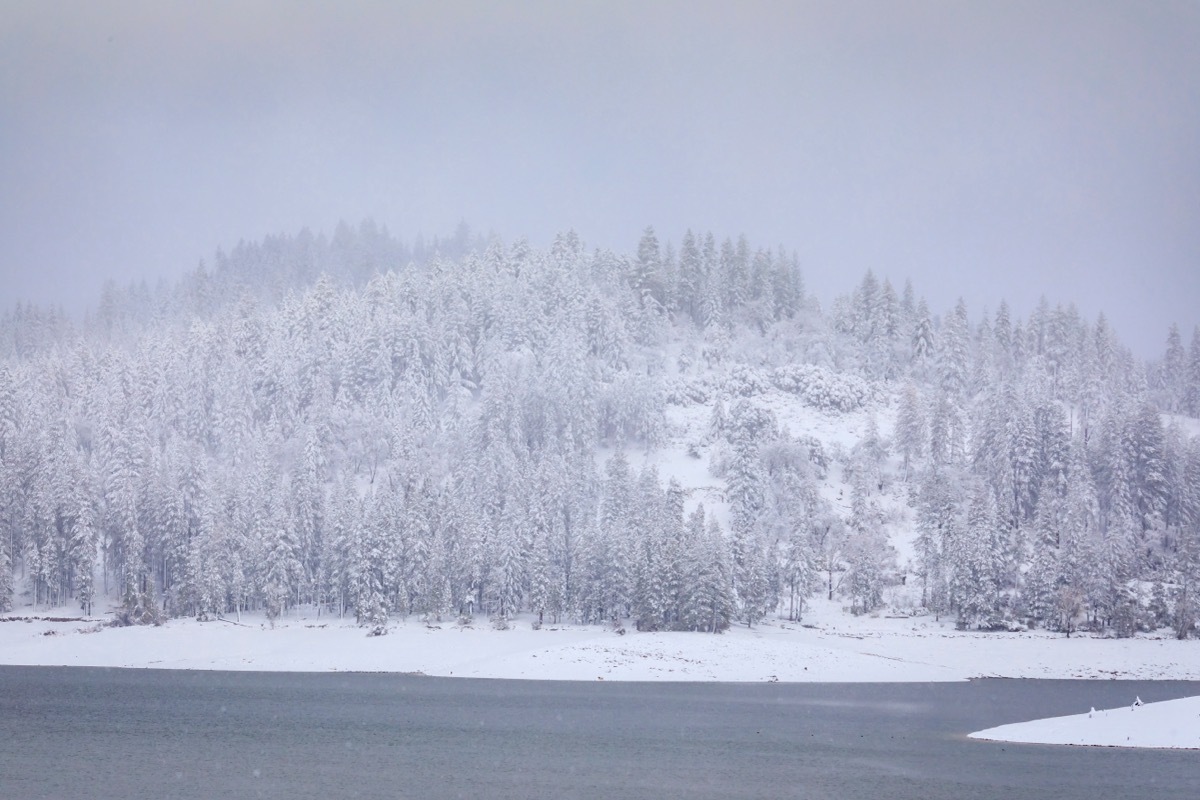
[{"left": 1, "top": 667, "right": 1195, "bottom": 799}]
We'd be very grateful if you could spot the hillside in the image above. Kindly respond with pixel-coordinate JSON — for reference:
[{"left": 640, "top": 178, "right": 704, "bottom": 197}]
[{"left": 1, "top": 225, "right": 1199, "bottom": 645}]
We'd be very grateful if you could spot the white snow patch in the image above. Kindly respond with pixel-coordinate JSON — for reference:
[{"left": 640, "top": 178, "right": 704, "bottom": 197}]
[
  {"left": 3, "top": 599, "right": 1196, "bottom": 685},
  {"left": 970, "top": 695, "right": 1200, "bottom": 750}
]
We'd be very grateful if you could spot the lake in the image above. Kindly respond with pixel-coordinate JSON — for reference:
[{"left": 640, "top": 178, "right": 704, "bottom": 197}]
[{"left": 0, "top": 667, "right": 1195, "bottom": 799}]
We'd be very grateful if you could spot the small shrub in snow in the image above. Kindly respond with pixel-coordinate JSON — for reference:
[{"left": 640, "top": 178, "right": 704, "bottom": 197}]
[
  {"left": 664, "top": 378, "right": 710, "bottom": 406},
  {"left": 110, "top": 583, "right": 166, "bottom": 628},
  {"left": 795, "top": 434, "right": 828, "bottom": 476},
  {"left": 707, "top": 441, "right": 730, "bottom": 479},
  {"left": 1172, "top": 590, "right": 1197, "bottom": 640},
  {"left": 770, "top": 364, "right": 872, "bottom": 412},
  {"left": 725, "top": 365, "right": 770, "bottom": 397},
  {"left": 676, "top": 350, "right": 693, "bottom": 374},
  {"left": 972, "top": 614, "right": 1025, "bottom": 633}
]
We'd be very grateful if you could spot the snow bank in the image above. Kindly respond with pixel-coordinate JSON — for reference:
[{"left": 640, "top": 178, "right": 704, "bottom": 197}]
[
  {"left": 970, "top": 695, "right": 1200, "bottom": 749},
  {"left": 3, "top": 597, "right": 1197, "bottom": 684}
]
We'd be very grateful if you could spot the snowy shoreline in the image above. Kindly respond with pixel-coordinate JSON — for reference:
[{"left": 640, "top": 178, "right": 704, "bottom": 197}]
[
  {"left": 8, "top": 598, "right": 1197, "bottom": 750},
  {"left": 4, "top": 597, "right": 1196, "bottom": 683}
]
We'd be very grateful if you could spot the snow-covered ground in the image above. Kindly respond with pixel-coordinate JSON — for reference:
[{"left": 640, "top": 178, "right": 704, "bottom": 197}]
[
  {"left": 3, "top": 596, "right": 1195, "bottom": 683},
  {"left": 970, "top": 695, "right": 1200, "bottom": 750}
]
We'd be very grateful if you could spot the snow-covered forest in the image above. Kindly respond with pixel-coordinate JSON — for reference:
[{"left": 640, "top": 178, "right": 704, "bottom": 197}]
[{"left": 2, "top": 222, "right": 1198, "bottom": 639}]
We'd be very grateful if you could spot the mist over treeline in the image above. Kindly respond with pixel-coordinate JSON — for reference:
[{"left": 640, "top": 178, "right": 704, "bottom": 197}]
[
  {"left": 2, "top": 219, "right": 487, "bottom": 355},
  {"left": 0, "top": 223, "right": 1197, "bottom": 638}
]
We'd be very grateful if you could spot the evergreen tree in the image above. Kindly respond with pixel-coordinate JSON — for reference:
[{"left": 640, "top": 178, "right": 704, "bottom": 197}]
[
  {"left": 725, "top": 402, "right": 775, "bottom": 625},
  {"left": 842, "top": 529, "right": 886, "bottom": 615},
  {"left": 590, "top": 452, "right": 635, "bottom": 621},
  {"left": 894, "top": 382, "right": 926, "bottom": 482},
  {"left": 262, "top": 493, "right": 302, "bottom": 624},
  {"left": 950, "top": 484, "right": 1005, "bottom": 628},
  {"left": 937, "top": 299, "right": 971, "bottom": 404},
  {"left": 1023, "top": 493, "right": 1062, "bottom": 626},
  {"left": 630, "top": 467, "right": 670, "bottom": 630},
  {"left": 1059, "top": 440, "right": 1102, "bottom": 627},
  {"left": 914, "top": 467, "right": 956, "bottom": 614},
  {"left": 1128, "top": 401, "right": 1168, "bottom": 535},
  {"left": 993, "top": 301, "right": 1013, "bottom": 377},
  {"left": 677, "top": 230, "right": 702, "bottom": 325},
  {"left": 1186, "top": 326, "right": 1200, "bottom": 417},
  {"left": 1162, "top": 323, "right": 1187, "bottom": 412},
  {"left": 697, "top": 513, "right": 735, "bottom": 632}
]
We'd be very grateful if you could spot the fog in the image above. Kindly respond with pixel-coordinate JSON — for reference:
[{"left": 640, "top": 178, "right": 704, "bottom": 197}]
[{"left": 2, "top": 1, "right": 1197, "bottom": 355}]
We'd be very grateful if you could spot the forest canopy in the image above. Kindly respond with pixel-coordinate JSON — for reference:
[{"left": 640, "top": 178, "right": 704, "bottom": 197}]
[{"left": 1, "top": 223, "right": 1198, "bottom": 639}]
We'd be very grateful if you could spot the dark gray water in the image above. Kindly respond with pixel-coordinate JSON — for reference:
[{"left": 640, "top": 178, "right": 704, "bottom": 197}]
[{"left": 0, "top": 667, "right": 1195, "bottom": 800}]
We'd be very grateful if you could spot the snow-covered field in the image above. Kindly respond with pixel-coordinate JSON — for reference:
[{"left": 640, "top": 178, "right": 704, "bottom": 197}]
[
  {"left": 3, "top": 596, "right": 1195, "bottom": 684},
  {"left": 970, "top": 695, "right": 1200, "bottom": 750}
]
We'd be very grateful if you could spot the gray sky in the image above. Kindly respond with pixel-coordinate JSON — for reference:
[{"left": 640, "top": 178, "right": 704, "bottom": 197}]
[{"left": 2, "top": 0, "right": 1197, "bottom": 355}]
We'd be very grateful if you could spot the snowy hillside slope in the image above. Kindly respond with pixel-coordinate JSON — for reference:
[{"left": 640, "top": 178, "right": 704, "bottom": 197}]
[{"left": 1, "top": 226, "right": 1198, "bottom": 647}]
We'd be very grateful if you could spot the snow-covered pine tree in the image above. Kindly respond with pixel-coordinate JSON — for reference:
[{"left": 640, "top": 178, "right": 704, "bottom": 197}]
[
  {"left": 894, "top": 382, "right": 926, "bottom": 482},
  {"left": 590, "top": 451, "right": 635, "bottom": 623},
  {"left": 261, "top": 492, "right": 302, "bottom": 625},
  {"left": 1022, "top": 490, "right": 1063, "bottom": 627},
  {"left": 1127, "top": 401, "right": 1168, "bottom": 537},
  {"left": 1162, "top": 323, "right": 1187, "bottom": 413},
  {"left": 911, "top": 298, "right": 935, "bottom": 368},
  {"left": 1186, "top": 325, "right": 1200, "bottom": 417},
  {"left": 843, "top": 464, "right": 891, "bottom": 616},
  {"left": 954, "top": 483, "right": 1007, "bottom": 628},
  {"left": 697, "top": 512, "right": 735, "bottom": 632},
  {"left": 937, "top": 299, "right": 971, "bottom": 405},
  {"left": 725, "top": 401, "right": 776, "bottom": 625},
  {"left": 913, "top": 466, "right": 956, "bottom": 614},
  {"left": 629, "top": 466, "right": 670, "bottom": 631}
]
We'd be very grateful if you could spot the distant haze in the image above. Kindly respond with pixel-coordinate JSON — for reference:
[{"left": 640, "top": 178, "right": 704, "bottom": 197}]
[{"left": 2, "top": 0, "right": 1197, "bottom": 355}]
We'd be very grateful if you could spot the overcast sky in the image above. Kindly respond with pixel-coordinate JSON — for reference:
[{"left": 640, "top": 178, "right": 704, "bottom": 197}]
[{"left": 2, "top": 1, "right": 1197, "bottom": 355}]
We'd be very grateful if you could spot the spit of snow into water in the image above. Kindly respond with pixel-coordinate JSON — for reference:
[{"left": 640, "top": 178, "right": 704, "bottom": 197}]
[{"left": 970, "top": 695, "right": 1200, "bottom": 750}]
